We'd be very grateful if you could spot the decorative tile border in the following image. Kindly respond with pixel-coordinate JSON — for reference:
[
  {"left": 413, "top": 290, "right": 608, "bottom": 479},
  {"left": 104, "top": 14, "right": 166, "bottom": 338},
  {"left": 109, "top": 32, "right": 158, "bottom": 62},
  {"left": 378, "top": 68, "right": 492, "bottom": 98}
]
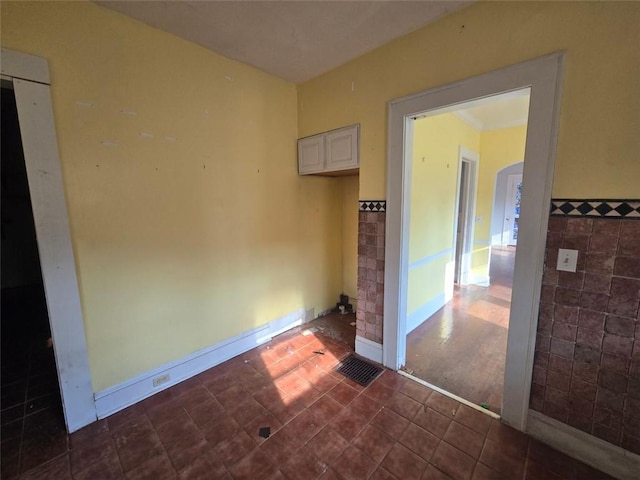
[
  {"left": 359, "top": 200, "right": 386, "bottom": 213},
  {"left": 550, "top": 199, "right": 640, "bottom": 219}
]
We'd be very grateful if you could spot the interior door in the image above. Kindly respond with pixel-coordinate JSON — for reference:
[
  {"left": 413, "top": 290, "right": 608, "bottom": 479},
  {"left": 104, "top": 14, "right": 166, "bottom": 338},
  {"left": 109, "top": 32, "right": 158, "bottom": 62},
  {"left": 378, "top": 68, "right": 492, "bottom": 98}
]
[{"left": 502, "top": 174, "right": 523, "bottom": 246}]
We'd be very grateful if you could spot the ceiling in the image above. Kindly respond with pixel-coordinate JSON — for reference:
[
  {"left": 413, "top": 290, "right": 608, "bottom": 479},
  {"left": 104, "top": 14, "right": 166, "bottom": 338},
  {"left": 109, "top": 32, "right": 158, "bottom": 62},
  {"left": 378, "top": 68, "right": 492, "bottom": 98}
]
[
  {"left": 454, "top": 90, "right": 531, "bottom": 131},
  {"left": 95, "top": 1, "right": 473, "bottom": 84}
]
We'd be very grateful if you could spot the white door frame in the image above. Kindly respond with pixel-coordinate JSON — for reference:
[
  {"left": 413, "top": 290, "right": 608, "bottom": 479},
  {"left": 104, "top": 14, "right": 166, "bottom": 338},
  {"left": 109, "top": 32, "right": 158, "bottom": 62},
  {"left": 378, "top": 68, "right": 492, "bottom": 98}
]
[
  {"left": 384, "top": 53, "right": 564, "bottom": 430},
  {"left": 453, "top": 147, "right": 479, "bottom": 286},
  {"left": 1, "top": 48, "right": 97, "bottom": 432}
]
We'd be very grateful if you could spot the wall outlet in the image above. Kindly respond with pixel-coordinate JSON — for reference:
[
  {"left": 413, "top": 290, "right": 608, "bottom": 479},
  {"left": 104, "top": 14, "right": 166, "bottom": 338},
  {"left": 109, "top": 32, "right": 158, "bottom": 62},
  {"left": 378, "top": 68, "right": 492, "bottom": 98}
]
[
  {"left": 557, "top": 248, "right": 578, "bottom": 272},
  {"left": 152, "top": 374, "right": 170, "bottom": 387}
]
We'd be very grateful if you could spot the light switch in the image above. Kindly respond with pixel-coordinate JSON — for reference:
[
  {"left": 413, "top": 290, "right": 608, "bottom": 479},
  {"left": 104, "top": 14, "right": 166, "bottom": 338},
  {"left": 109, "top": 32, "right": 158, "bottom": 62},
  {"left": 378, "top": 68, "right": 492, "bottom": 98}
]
[{"left": 557, "top": 248, "right": 578, "bottom": 272}]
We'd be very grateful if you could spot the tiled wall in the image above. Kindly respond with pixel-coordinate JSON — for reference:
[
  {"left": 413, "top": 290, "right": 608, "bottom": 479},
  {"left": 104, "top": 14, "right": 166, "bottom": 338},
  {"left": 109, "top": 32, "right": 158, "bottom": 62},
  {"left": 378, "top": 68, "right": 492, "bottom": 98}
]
[
  {"left": 531, "top": 212, "right": 640, "bottom": 455},
  {"left": 356, "top": 202, "right": 386, "bottom": 345}
]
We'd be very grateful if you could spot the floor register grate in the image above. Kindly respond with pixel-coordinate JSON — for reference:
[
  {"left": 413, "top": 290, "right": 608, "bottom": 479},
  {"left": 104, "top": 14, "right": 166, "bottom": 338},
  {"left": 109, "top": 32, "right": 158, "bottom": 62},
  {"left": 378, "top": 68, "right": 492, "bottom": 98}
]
[{"left": 335, "top": 355, "right": 383, "bottom": 387}]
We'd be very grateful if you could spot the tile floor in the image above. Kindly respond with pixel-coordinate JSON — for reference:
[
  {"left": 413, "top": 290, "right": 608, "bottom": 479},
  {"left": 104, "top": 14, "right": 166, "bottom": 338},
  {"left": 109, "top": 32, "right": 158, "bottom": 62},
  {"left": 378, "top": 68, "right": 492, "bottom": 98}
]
[{"left": 2, "top": 322, "right": 615, "bottom": 480}]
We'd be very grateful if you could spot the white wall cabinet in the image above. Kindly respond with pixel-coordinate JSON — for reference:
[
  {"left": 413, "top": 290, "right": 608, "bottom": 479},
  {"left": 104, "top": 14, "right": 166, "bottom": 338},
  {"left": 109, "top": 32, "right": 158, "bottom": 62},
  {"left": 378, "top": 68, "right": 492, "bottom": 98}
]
[{"left": 298, "top": 124, "right": 359, "bottom": 176}]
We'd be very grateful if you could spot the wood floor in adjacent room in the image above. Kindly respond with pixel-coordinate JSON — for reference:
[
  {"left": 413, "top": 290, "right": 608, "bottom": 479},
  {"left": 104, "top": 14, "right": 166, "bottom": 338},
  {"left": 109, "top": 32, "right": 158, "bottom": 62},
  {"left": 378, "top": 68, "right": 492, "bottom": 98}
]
[{"left": 405, "top": 246, "right": 516, "bottom": 414}]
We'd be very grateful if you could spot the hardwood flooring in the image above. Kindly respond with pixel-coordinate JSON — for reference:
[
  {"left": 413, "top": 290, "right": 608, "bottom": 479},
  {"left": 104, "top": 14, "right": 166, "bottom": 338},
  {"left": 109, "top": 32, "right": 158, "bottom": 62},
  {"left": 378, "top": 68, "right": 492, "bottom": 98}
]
[{"left": 405, "top": 246, "right": 516, "bottom": 414}]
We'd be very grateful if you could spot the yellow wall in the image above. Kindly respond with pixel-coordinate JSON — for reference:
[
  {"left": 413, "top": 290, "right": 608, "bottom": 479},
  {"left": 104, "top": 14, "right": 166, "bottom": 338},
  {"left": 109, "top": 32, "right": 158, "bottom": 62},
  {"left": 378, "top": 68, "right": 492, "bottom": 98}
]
[
  {"left": 471, "top": 125, "right": 528, "bottom": 278},
  {"left": 298, "top": 1, "right": 640, "bottom": 200},
  {"left": 340, "top": 175, "right": 359, "bottom": 303},
  {"left": 1, "top": 1, "right": 343, "bottom": 391},
  {"left": 408, "top": 113, "right": 480, "bottom": 314}
]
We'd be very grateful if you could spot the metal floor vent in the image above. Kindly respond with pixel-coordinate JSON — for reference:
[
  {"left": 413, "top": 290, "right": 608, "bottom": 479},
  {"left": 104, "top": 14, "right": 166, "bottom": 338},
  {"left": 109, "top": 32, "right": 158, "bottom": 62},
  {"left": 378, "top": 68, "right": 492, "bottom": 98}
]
[{"left": 335, "top": 355, "right": 383, "bottom": 387}]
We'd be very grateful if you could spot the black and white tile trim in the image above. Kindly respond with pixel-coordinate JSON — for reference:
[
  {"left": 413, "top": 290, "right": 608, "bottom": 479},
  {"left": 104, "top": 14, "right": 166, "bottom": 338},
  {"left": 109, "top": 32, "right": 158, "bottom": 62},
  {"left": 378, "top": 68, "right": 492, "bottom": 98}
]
[
  {"left": 359, "top": 200, "right": 386, "bottom": 213},
  {"left": 550, "top": 199, "right": 640, "bottom": 219}
]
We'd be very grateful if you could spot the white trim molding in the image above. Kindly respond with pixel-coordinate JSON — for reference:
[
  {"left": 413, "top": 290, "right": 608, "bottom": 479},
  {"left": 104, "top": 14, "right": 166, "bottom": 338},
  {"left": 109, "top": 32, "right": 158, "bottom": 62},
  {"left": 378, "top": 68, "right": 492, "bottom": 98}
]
[
  {"left": 527, "top": 410, "right": 640, "bottom": 480},
  {"left": 2, "top": 48, "right": 97, "bottom": 433},
  {"left": 95, "top": 309, "right": 306, "bottom": 419},
  {"left": 384, "top": 52, "right": 565, "bottom": 431},
  {"left": 355, "top": 335, "right": 383, "bottom": 364}
]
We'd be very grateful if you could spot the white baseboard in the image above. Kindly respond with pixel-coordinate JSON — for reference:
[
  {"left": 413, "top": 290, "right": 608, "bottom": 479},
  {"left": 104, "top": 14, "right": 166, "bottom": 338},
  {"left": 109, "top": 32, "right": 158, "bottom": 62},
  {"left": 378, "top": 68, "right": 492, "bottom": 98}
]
[
  {"left": 355, "top": 335, "right": 383, "bottom": 364},
  {"left": 527, "top": 410, "right": 640, "bottom": 480},
  {"left": 406, "top": 293, "right": 445, "bottom": 334},
  {"left": 94, "top": 308, "right": 306, "bottom": 419}
]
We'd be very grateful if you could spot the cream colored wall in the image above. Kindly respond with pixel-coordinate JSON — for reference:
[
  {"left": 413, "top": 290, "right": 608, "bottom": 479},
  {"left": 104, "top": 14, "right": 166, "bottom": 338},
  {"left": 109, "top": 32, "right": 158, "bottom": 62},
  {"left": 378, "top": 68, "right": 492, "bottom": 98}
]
[
  {"left": 408, "top": 113, "right": 480, "bottom": 314},
  {"left": 340, "top": 175, "right": 359, "bottom": 303},
  {"left": 471, "top": 125, "right": 528, "bottom": 279},
  {"left": 1, "top": 1, "right": 343, "bottom": 391},
  {"left": 298, "top": 1, "right": 640, "bottom": 200}
]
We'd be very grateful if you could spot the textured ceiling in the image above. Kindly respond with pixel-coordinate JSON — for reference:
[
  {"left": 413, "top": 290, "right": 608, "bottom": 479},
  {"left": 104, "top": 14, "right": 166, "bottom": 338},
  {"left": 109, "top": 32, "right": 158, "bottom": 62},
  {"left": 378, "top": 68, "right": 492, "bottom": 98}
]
[{"left": 96, "top": 1, "right": 473, "bottom": 83}]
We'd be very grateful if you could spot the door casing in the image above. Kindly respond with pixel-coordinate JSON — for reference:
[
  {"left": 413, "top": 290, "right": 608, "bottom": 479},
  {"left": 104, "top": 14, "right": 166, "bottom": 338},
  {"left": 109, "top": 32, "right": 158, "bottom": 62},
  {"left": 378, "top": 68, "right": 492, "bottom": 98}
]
[
  {"left": 1, "top": 48, "right": 97, "bottom": 432},
  {"left": 383, "top": 53, "right": 564, "bottom": 430}
]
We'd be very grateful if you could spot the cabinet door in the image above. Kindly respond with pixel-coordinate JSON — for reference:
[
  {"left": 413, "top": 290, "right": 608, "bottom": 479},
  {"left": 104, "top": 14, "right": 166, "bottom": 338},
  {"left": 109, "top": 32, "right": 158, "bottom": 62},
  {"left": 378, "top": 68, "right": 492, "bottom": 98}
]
[
  {"left": 298, "top": 134, "right": 325, "bottom": 174},
  {"left": 325, "top": 125, "right": 359, "bottom": 171}
]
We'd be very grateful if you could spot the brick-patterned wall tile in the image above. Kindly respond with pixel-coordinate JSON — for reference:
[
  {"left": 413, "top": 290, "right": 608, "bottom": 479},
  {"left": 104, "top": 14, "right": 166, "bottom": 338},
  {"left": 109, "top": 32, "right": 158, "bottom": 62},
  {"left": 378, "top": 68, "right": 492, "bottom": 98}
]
[
  {"left": 532, "top": 215, "right": 640, "bottom": 455},
  {"left": 356, "top": 210, "right": 385, "bottom": 345}
]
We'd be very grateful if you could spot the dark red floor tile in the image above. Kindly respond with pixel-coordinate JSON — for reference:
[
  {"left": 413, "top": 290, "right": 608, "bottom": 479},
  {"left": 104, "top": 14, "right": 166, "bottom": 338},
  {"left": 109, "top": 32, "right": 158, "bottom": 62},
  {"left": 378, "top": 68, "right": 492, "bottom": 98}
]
[
  {"left": 199, "top": 415, "right": 242, "bottom": 448},
  {"left": 107, "top": 403, "right": 146, "bottom": 431},
  {"left": 69, "top": 431, "right": 117, "bottom": 475},
  {"left": 280, "top": 409, "right": 324, "bottom": 443},
  {"left": 431, "top": 441, "right": 476, "bottom": 480},
  {"left": 327, "top": 382, "right": 360, "bottom": 406},
  {"left": 186, "top": 397, "right": 225, "bottom": 426},
  {"left": 212, "top": 429, "right": 255, "bottom": 467},
  {"left": 164, "top": 430, "right": 209, "bottom": 471},
  {"left": 425, "top": 392, "right": 460, "bottom": 419},
  {"left": 454, "top": 405, "right": 492, "bottom": 437},
  {"left": 376, "top": 370, "right": 408, "bottom": 391},
  {"left": 259, "top": 429, "right": 302, "bottom": 465},
  {"left": 115, "top": 429, "right": 165, "bottom": 473},
  {"left": 146, "top": 399, "right": 186, "bottom": 429},
  {"left": 443, "top": 421, "right": 485, "bottom": 459},
  {"left": 19, "top": 455, "right": 72, "bottom": 480},
  {"left": 141, "top": 389, "right": 175, "bottom": 411},
  {"left": 202, "top": 373, "right": 237, "bottom": 396},
  {"left": 155, "top": 412, "right": 199, "bottom": 446},
  {"left": 215, "top": 384, "right": 250, "bottom": 411},
  {"left": 369, "top": 467, "right": 398, "bottom": 480},
  {"left": 486, "top": 420, "right": 529, "bottom": 459},
  {"left": 228, "top": 446, "right": 278, "bottom": 480},
  {"left": 68, "top": 419, "right": 110, "bottom": 449},
  {"left": 176, "top": 452, "right": 228, "bottom": 480},
  {"left": 125, "top": 452, "right": 176, "bottom": 480},
  {"left": 308, "top": 394, "right": 344, "bottom": 423},
  {"left": 471, "top": 463, "right": 506, "bottom": 480},
  {"left": 371, "top": 407, "right": 410, "bottom": 440},
  {"left": 352, "top": 424, "right": 395, "bottom": 463},
  {"left": 307, "top": 425, "right": 350, "bottom": 464},
  {"left": 331, "top": 444, "right": 378, "bottom": 480},
  {"left": 73, "top": 452, "right": 126, "bottom": 480},
  {"left": 229, "top": 396, "right": 268, "bottom": 427},
  {"left": 242, "top": 410, "right": 283, "bottom": 445},
  {"left": 527, "top": 438, "right": 576, "bottom": 479},
  {"left": 399, "top": 379, "right": 433, "bottom": 404},
  {"left": 364, "top": 381, "right": 396, "bottom": 405},
  {"left": 479, "top": 439, "right": 525, "bottom": 479},
  {"left": 387, "top": 391, "right": 422, "bottom": 420},
  {"left": 329, "top": 407, "right": 370, "bottom": 441},
  {"left": 347, "top": 393, "right": 385, "bottom": 421},
  {"left": 423, "top": 464, "right": 456, "bottom": 480},
  {"left": 177, "top": 385, "right": 214, "bottom": 411},
  {"left": 280, "top": 445, "right": 327, "bottom": 480},
  {"left": 413, "top": 407, "right": 452, "bottom": 438},
  {"left": 398, "top": 423, "right": 439, "bottom": 461},
  {"left": 380, "top": 443, "right": 428, "bottom": 480}
]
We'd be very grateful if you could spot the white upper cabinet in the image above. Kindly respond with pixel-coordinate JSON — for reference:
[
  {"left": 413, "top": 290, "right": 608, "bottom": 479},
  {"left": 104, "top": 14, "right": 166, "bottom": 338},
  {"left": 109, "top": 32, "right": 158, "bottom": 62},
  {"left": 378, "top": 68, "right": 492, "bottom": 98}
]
[{"left": 298, "top": 124, "right": 359, "bottom": 175}]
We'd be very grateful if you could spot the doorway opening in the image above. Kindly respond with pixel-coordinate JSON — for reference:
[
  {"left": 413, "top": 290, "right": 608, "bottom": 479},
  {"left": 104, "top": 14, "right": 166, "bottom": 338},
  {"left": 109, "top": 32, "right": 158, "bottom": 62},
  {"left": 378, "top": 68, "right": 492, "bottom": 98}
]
[
  {"left": 403, "top": 90, "right": 530, "bottom": 415},
  {"left": 384, "top": 53, "right": 563, "bottom": 430},
  {"left": 1, "top": 86, "right": 67, "bottom": 474}
]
